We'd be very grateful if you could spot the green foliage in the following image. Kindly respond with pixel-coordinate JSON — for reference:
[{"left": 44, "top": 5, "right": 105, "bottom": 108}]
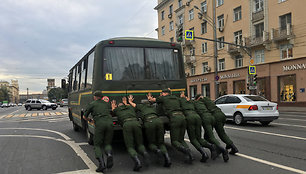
[
  {"left": 48, "top": 87, "right": 68, "bottom": 102},
  {"left": 0, "top": 87, "right": 10, "bottom": 102}
]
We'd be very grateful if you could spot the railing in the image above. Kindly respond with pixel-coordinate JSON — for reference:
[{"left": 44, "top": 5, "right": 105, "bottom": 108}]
[
  {"left": 252, "top": 10, "right": 264, "bottom": 22},
  {"left": 245, "top": 31, "right": 269, "bottom": 47},
  {"left": 184, "top": 55, "right": 196, "bottom": 64},
  {"left": 272, "top": 25, "right": 294, "bottom": 41}
]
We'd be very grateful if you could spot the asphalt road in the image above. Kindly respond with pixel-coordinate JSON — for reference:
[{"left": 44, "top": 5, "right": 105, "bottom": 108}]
[{"left": 0, "top": 106, "right": 305, "bottom": 174}]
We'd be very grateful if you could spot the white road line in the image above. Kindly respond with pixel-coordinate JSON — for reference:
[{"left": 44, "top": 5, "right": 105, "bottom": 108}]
[
  {"left": 236, "top": 153, "right": 306, "bottom": 174},
  {"left": 279, "top": 118, "right": 306, "bottom": 122},
  {"left": 281, "top": 115, "right": 306, "bottom": 118},
  {"left": 225, "top": 126, "right": 306, "bottom": 141},
  {"left": 76, "top": 142, "right": 89, "bottom": 146},
  {"left": 57, "top": 169, "right": 97, "bottom": 174},
  {"left": 272, "top": 122, "right": 306, "bottom": 129}
]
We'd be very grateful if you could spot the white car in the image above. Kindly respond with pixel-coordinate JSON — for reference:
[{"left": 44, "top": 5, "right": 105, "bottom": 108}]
[{"left": 215, "top": 94, "right": 279, "bottom": 126}]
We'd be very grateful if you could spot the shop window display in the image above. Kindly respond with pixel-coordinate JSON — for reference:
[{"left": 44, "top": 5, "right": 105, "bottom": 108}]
[
  {"left": 256, "top": 78, "right": 266, "bottom": 98},
  {"left": 233, "top": 80, "right": 245, "bottom": 94},
  {"left": 279, "top": 75, "right": 296, "bottom": 102},
  {"left": 218, "top": 82, "right": 227, "bottom": 97}
]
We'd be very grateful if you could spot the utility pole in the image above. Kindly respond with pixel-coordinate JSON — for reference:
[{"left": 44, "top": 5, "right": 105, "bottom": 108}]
[
  {"left": 212, "top": 0, "right": 219, "bottom": 99},
  {"left": 27, "top": 88, "right": 29, "bottom": 99}
]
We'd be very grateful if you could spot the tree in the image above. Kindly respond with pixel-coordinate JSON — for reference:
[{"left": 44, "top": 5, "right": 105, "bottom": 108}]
[
  {"left": 48, "top": 87, "right": 68, "bottom": 102},
  {"left": 0, "top": 87, "right": 11, "bottom": 102}
]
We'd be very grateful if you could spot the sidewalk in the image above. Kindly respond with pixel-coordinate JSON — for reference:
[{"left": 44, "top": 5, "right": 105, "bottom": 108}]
[{"left": 278, "top": 106, "right": 306, "bottom": 113}]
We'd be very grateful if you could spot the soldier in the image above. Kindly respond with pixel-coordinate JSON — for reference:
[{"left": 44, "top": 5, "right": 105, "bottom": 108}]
[
  {"left": 111, "top": 97, "right": 149, "bottom": 171},
  {"left": 128, "top": 95, "right": 171, "bottom": 167},
  {"left": 147, "top": 88, "right": 194, "bottom": 164},
  {"left": 83, "top": 91, "right": 114, "bottom": 173},
  {"left": 193, "top": 95, "right": 229, "bottom": 162},
  {"left": 195, "top": 94, "right": 239, "bottom": 155},
  {"left": 179, "top": 92, "right": 218, "bottom": 162}
]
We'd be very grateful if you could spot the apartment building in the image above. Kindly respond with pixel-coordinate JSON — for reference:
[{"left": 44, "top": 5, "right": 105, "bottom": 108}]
[
  {"left": 155, "top": 0, "right": 306, "bottom": 106},
  {"left": 0, "top": 80, "right": 20, "bottom": 103}
]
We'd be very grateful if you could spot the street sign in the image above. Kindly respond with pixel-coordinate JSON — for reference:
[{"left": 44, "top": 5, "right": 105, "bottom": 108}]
[
  {"left": 249, "top": 66, "right": 256, "bottom": 74},
  {"left": 249, "top": 86, "right": 257, "bottom": 90},
  {"left": 215, "top": 75, "right": 219, "bottom": 81},
  {"left": 250, "top": 58, "right": 254, "bottom": 65},
  {"left": 185, "top": 30, "right": 194, "bottom": 40}
]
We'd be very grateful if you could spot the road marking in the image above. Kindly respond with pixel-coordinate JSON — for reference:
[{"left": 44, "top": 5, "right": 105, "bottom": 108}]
[
  {"left": 62, "top": 112, "right": 68, "bottom": 115},
  {"left": 32, "top": 113, "right": 38, "bottom": 117},
  {"left": 5, "top": 115, "right": 14, "bottom": 118},
  {"left": 19, "top": 114, "right": 26, "bottom": 117},
  {"left": 279, "top": 118, "right": 306, "bottom": 122},
  {"left": 44, "top": 112, "right": 50, "bottom": 116},
  {"left": 56, "top": 112, "right": 62, "bottom": 115},
  {"left": 39, "top": 113, "right": 44, "bottom": 116},
  {"left": 76, "top": 142, "right": 89, "bottom": 146},
  {"left": 57, "top": 169, "right": 97, "bottom": 174},
  {"left": 281, "top": 115, "right": 306, "bottom": 118},
  {"left": 50, "top": 112, "right": 56, "bottom": 116},
  {"left": 26, "top": 113, "right": 32, "bottom": 117},
  {"left": 272, "top": 122, "right": 306, "bottom": 129},
  {"left": 225, "top": 126, "right": 306, "bottom": 141},
  {"left": 236, "top": 153, "right": 306, "bottom": 174}
]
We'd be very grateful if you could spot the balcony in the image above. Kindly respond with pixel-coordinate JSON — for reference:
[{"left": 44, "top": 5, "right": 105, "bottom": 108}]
[
  {"left": 227, "top": 41, "right": 243, "bottom": 55},
  {"left": 183, "top": 39, "right": 195, "bottom": 47},
  {"left": 245, "top": 31, "right": 270, "bottom": 48},
  {"left": 184, "top": 55, "right": 196, "bottom": 65},
  {"left": 252, "top": 10, "right": 264, "bottom": 23},
  {"left": 271, "top": 24, "right": 294, "bottom": 42}
]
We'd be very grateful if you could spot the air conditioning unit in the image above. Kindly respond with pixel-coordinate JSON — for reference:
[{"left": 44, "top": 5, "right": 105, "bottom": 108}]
[
  {"left": 206, "top": 66, "right": 211, "bottom": 72},
  {"left": 219, "top": 27, "right": 224, "bottom": 32},
  {"left": 186, "top": 2, "right": 190, "bottom": 6},
  {"left": 168, "top": 14, "right": 172, "bottom": 18},
  {"left": 185, "top": 73, "right": 190, "bottom": 77},
  {"left": 190, "top": 56, "right": 196, "bottom": 63}
]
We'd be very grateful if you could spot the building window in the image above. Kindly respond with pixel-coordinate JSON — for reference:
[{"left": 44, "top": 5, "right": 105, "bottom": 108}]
[
  {"left": 178, "top": 0, "right": 183, "bottom": 8},
  {"left": 178, "top": 14, "right": 184, "bottom": 24},
  {"left": 189, "top": 85, "right": 197, "bottom": 99},
  {"left": 191, "top": 65, "right": 196, "bottom": 75},
  {"left": 254, "top": 49, "right": 264, "bottom": 64},
  {"left": 170, "top": 37, "right": 174, "bottom": 42},
  {"left": 201, "top": 42, "right": 207, "bottom": 54},
  {"left": 280, "top": 44, "right": 293, "bottom": 59},
  {"left": 219, "top": 82, "right": 227, "bottom": 97},
  {"left": 254, "top": 0, "right": 263, "bottom": 12},
  {"left": 217, "top": 37, "right": 224, "bottom": 49},
  {"left": 279, "top": 75, "right": 296, "bottom": 102},
  {"left": 189, "top": 9, "right": 194, "bottom": 20},
  {"left": 255, "top": 22, "right": 264, "bottom": 38},
  {"left": 201, "top": 84, "right": 210, "bottom": 97},
  {"left": 218, "top": 58, "right": 225, "bottom": 71},
  {"left": 201, "top": 21, "right": 207, "bottom": 34},
  {"left": 217, "top": 14, "right": 224, "bottom": 29},
  {"left": 201, "top": 1, "right": 207, "bottom": 13},
  {"left": 233, "top": 6, "right": 242, "bottom": 21},
  {"left": 190, "top": 46, "right": 195, "bottom": 56},
  {"left": 234, "top": 30, "right": 242, "bottom": 45},
  {"left": 202, "top": 62, "right": 208, "bottom": 73},
  {"left": 233, "top": 80, "right": 246, "bottom": 94},
  {"left": 235, "top": 55, "right": 243, "bottom": 68},
  {"left": 279, "top": 0, "right": 287, "bottom": 3},
  {"left": 161, "top": 26, "right": 165, "bottom": 35},
  {"left": 280, "top": 13, "right": 291, "bottom": 31},
  {"left": 169, "top": 21, "right": 174, "bottom": 31},
  {"left": 169, "top": 5, "right": 173, "bottom": 15},
  {"left": 161, "top": 11, "right": 165, "bottom": 20},
  {"left": 217, "top": 0, "right": 224, "bottom": 7}
]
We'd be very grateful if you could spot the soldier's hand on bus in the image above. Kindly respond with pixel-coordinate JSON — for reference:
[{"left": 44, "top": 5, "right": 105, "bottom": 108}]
[
  {"left": 128, "top": 95, "right": 134, "bottom": 102},
  {"left": 180, "top": 91, "right": 185, "bottom": 98},
  {"left": 82, "top": 115, "right": 87, "bottom": 121},
  {"left": 111, "top": 100, "right": 117, "bottom": 110},
  {"left": 122, "top": 97, "right": 129, "bottom": 105}
]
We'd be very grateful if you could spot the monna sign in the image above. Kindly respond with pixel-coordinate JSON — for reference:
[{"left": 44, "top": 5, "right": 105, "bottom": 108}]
[{"left": 283, "top": 63, "right": 306, "bottom": 72}]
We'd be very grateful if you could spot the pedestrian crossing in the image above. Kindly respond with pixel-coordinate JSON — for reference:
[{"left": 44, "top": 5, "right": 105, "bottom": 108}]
[{"left": 0, "top": 112, "right": 68, "bottom": 119}]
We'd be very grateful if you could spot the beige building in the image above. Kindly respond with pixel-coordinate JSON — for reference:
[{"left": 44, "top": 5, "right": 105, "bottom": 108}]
[
  {"left": 0, "top": 80, "right": 20, "bottom": 103},
  {"left": 155, "top": 0, "right": 306, "bottom": 106}
]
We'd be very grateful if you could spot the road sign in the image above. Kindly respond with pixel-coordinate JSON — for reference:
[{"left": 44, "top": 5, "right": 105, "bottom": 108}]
[
  {"left": 185, "top": 30, "right": 194, "bottom": 40},
  {"left": 105, "top": 73, "right": 112, "bottom": 80},
  {"left": 249, "top": 66, "right": 256, "bottom": 74},
  {"left": 215, "top": 75, "right": 219, "bottom": 81},
  {"left": 250, "top": 58, "right": 254, "bottom": 65}
]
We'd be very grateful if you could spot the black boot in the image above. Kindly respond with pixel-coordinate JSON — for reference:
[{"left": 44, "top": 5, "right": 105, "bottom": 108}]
[
  {"left": 207, "top": 144, "right": 219, "bottom": 160},
  {"left": 199, "top": 147, "right": 209, "bottom": 163},
  {"left": 228, "top": 144, "right": 239, "bottom": 155},
  {"left": 163, "top": 152, "right": 172, "bottom": 167},
  {"left": 131, "top": 155, "right": 142, "bottom": 171},
  {"left": 177, "top": 146, "right": 194, "bottom": 164},
  {"left": 105, "top": 150, "right": 113, "bottom": 169},
  {"left": 96, "top": 155, "right": 106, "bottom": 173},
  {"left": 142, "top": 151, "right": 150, "bottom": 167},
  {"left": 216, "top": 145, "right": 229, "bottom": 162}
]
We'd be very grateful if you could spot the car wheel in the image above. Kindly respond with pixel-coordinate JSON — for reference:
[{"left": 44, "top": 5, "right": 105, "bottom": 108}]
[
  {"left": 260, "top": 121, "right": 271, "bottom": 126},
  {"left": 86, "top": 126, "right": 94, "bottom": 145},
  {"left": 234, "top": 113, "right": 245, "bottom": 125},
  {"left": 42, "top": 105, "right": 47, "bottom": 110},
  {"left": 27, "top": 106, "right": 32, "bottom": 111},
  {"left": 73, "top": 121, "right": 80, "bottom": 132},
  {"left": 52, "top": 107, "right": 56, "bottom": 110}
]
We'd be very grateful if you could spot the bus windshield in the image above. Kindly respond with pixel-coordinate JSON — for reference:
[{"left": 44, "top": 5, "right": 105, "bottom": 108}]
[{"left": 103, "top": 47, "right": 181, "bottom": 81}]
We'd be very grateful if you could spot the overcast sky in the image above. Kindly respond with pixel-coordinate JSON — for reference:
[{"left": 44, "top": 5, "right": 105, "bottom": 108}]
[{"left": 0, "top": 0, "right": 158, "bottom": 94}]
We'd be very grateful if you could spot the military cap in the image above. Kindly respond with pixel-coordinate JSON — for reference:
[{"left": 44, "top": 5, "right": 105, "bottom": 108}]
[
  {"left": 194, "top": 94, "right": 202, "bottom": 100},
  {"left": 93, "top": 91, "right": 103, "bottom": 98},
  {"left": 162, "top": 88, "right": 171, "bottom": 93}
]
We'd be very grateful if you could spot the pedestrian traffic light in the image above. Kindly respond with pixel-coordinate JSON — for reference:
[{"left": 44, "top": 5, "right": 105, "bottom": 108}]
[
  {"left": 61, "top": 79, "right": 66, "bottom": 89},
  {"left": 253, "top": 74, "right": 257, "bottom": 85},
  {"left": 176, "top": 26, "right": 183, "bottom": 42}
]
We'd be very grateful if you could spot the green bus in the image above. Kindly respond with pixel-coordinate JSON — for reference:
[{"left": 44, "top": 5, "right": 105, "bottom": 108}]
[{"left": 67, "top": 37, "right": 186, "bottom": 144}]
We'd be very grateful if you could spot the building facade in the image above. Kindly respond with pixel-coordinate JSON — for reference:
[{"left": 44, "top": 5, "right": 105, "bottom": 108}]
[
  {"left": 155, "top": 0, "right": 306, "bottom": 106},
  {"left": 0, "top": 80, "right": 20, "bottom": 103}
]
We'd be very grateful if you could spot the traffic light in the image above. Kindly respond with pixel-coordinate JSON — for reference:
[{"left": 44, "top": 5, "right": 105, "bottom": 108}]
[
  {"left": 61, "top": 79, "right": 66, "bottom": 89},
  {"left": 176, "top": 26, "right": 183, "bottom": 42},
  {"left": 253, "top": 74, "right": 257, "bottom": 85},
  {"left": 247, "top": 83, "right": 250, "bottom": 90}
]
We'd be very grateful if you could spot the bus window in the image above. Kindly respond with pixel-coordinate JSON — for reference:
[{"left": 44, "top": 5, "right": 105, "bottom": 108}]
[
  {"left": 103, "top": 47, "right": 145, "bottom": 80},
  {"left": 80, "top": 60, "right": 86, "bottom": 90},
  {"left": 145, "top": 48, "right": 180, "bottom": 80},
  {"left": 86, "top": 51, "right": 94, "bottom": 89},
  {"left": 72, "top": 68, "right": 76, "bottom": 91}
]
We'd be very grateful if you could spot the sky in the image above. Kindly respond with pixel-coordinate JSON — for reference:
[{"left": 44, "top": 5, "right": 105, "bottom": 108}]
[{"left": 0, "top": 0, "right": 158, "bottom": 94}]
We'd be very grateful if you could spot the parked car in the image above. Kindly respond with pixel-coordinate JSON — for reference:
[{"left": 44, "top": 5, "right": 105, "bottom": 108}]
[
  {"left": 215, "top": 94, "right": 279, "bottom": 126},
  {"left": 1, "top": 103, "right": 9, "bottom": 108},
  {"left": 18, "top": 103, "right": 23, "bottom": 106},
  {"left": 60, "top": 99, "right": 68, "bottom": 107},
  {"left": 24, "top": 99, "right": 58, "bottom": 111}
]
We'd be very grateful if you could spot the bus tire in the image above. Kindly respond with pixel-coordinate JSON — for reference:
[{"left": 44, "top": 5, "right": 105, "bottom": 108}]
[
  {"left": 73, "top": 121, "right": 80, "bottom": 132},
  {"left": 86, "top": 126, "right": 94, "bottom": 145}
]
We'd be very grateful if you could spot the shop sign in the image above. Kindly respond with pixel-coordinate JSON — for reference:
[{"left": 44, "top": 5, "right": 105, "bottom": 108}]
[
  {"left": 283, "top": 63, "right": 306, "bottom": 72},
  {"left": 191, "top": 78, "right": 208, "bottom": 83},
  {"left": 220, "top": 73, "right": 240, "bottom": 80}
]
